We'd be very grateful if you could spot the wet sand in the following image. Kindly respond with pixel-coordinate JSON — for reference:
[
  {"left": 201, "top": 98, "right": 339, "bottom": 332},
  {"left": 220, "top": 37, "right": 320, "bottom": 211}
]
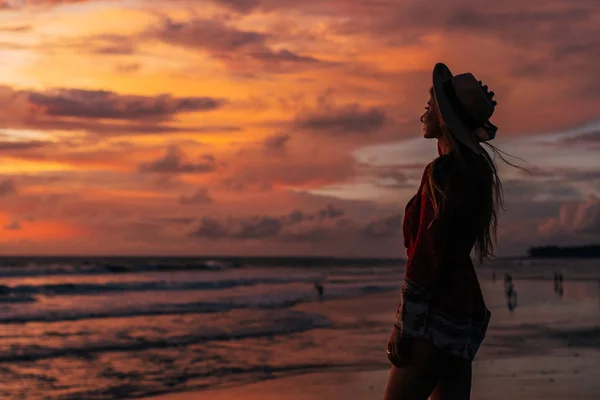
[{"left": 145, "top": 279, "right": 600, "bottom": 399}]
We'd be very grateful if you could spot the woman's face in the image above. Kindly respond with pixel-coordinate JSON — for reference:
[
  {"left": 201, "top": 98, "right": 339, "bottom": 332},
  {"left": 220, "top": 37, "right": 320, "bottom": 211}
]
[{"left": 421, "top": 92, "right": 442, "bottom": 139}]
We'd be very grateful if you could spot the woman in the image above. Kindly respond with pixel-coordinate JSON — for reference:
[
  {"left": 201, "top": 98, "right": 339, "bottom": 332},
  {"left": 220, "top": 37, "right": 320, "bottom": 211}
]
[{"left": 384, "top": 63, "right": 506, "bottom": 400}]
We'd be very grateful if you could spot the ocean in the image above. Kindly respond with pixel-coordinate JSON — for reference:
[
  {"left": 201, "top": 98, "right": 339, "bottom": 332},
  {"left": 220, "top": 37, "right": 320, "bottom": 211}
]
[{"left": 0, "top": 256, "right": 598, "bottom": 399}]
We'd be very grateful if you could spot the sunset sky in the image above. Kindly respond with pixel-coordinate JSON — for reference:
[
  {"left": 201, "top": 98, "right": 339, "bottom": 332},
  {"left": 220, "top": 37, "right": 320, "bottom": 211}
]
[{"left": 0, "top": 0, "right": 598, "bottom": 256}]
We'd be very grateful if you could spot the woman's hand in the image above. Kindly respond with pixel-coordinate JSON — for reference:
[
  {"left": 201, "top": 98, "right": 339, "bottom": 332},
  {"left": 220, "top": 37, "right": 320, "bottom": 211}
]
[{"left": 386, "top": 325, "right": 409, "bottom": 367}]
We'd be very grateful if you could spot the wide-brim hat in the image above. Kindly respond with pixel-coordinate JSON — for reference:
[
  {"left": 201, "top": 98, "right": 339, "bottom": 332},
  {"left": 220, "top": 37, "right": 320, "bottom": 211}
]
[{"left": 432, "top": 63, "right": 498, "bottom": 155}]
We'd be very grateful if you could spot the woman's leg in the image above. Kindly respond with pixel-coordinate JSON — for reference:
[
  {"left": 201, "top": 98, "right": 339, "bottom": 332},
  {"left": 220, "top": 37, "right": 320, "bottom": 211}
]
[
  {"left": 383, "top": 338, "right": 443, "bottom": 400},
  {"left": 430, "top": 357, "right": 472, "bottom": 400}
]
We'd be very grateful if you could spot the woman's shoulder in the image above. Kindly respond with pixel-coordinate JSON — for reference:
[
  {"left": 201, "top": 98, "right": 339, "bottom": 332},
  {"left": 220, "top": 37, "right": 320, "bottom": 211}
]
[
  {"left": 428, "top": 153, "right": 457, "bottom": 186},
  {"left": 429, "top": 152, "right": 490, "bottom": 189}
]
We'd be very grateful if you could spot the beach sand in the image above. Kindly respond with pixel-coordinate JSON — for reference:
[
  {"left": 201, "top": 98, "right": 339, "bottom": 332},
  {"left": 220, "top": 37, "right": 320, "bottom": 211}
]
[{"left": 145, "top": 281, "right": 600, "bottom": 400}]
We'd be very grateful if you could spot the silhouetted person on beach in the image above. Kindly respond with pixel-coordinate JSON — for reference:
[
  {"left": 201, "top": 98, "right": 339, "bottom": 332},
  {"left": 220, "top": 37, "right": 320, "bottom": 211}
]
[
  {"left": 554, "top": 272, "right": 564, "bottom": 298},
  {"left": 314, "top": 281, "right": 324, "bottom": 301},
  {"left": 384, "top": 63, "right": 523, "bottom": 399},
  {"left": 492, "top": 272, "right": 496, "bottom": 283},
  {"left": 504, "top": 274, "right": 517, "bottom": 312}
]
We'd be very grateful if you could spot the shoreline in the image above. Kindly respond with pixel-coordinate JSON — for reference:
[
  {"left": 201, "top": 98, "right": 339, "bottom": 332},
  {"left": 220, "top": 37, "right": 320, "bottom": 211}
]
[{"left": 142, "top": 282, "right": 600, "bottom": 400}]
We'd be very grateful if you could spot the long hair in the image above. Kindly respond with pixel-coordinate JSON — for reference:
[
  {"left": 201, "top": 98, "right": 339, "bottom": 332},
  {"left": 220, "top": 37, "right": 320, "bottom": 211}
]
[{"left": 426, "top": 91, "right": 525, "bottom": 264}]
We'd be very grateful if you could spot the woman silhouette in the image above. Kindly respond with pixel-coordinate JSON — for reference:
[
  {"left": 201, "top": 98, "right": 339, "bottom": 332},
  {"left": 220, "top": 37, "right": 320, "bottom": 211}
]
[{"left": 384, "top": 63, "right": 515, "bottom": 399}]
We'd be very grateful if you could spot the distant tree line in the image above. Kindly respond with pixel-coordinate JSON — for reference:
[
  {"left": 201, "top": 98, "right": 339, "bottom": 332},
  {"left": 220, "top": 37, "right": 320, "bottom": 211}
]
[{"left": 527, "top": 245, "right": 600, "bottom": 258}]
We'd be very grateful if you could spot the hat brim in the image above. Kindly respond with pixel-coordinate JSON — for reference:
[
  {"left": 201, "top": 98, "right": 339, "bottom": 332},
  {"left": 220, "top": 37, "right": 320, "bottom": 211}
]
[{"left": 432, "top": 63, "right": 483, "bottom": 155}]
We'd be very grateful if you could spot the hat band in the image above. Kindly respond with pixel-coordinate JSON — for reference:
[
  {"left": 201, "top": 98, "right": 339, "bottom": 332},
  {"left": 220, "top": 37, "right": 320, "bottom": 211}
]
[{"left": 442, "top": 81, "right": 481, "bottom": 131}]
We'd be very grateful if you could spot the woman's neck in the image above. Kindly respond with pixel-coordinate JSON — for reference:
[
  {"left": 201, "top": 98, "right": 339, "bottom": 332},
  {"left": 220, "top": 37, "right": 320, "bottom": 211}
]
[{"left": 437, "top": 137, "right": 452, "bottom": 156}]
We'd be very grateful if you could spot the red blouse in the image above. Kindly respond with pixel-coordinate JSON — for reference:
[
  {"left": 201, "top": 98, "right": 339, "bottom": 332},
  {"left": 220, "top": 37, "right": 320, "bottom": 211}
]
[{"left": 395, "top": 153, "right": 491, "bottom": 361}]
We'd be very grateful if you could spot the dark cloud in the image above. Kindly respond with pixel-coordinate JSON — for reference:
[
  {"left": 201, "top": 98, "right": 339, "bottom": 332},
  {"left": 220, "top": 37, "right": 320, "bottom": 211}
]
[
  {"left": 220, "top": 173, "right": 274, "bottom": 192},
  {"left": 0, "top": 140, "right": 52, "bottom": 151},
  {"left": 152, "top": 18, "right": 267, "bottom": 53},
  {"left": 279, "top": 218, "right": 357, "bottom": 242},
  {"left": 295, "top": 104, "right": 386, "bottom": 135},
  {"left": 0, "top": 179, "right": 16, "bottom": 196},
  {"left": 0, "top": 85, "right": 235, "bottom": 135},
  {"left": 151, "top": 216, "right": 197, "bottom": 225},
  {"left": 502, "top": 178, "right": 582, "bottom": 202},
  {"left": 191, "top": 216, "right": 231, "bottom": 240},
  {"left": 27, "top": 88, "right": 223, "bottom": 121},
  {"left": 362, "top": 213, "right": 403, "bottom": 238},
  {"left": 191, "top": 203, "right": 347, "bottom": 240},
  {"left": 3, "top": 220, "right": 21, "bottom": 230},
  {"left": 502, "top": 199, "right": 565, "bottom": 221},
  {"left": 180, "top": 188, "right": 213, "bottom": 205},
  {"left": 317, "top": 203, "right": 344, "bottom": 220},
  {"left": 231, "top": 216, "right": 283, "bottom": 239},
  {"left": 138, "top": 147, "right": 218, "bottom": 174},
  {"left": 150, "top": 17, "right": 329, "bottom": 74},
  {"left": 263, "top": 133, "right": 290, "bottom": 150},
  {"left": 190, "top": 203, "right": 402, "bottom": 243}
]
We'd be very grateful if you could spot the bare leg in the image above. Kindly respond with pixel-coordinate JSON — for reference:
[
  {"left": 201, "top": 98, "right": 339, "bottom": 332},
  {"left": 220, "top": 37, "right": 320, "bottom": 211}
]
[
  {"left": 383, "top": 338, "right": 442, "bottom": 400},
  {"left": 430, "top": 358, "right": 472, "bottom": 400}
]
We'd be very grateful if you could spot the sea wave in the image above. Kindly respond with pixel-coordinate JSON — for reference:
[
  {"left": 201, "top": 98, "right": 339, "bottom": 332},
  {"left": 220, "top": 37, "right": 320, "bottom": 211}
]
[{"left": 0, "top": 310, "right": 330, "bottom": 362}]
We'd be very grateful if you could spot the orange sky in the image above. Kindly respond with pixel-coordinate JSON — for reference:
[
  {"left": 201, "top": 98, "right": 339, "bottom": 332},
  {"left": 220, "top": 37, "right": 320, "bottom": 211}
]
[{"left": 0, "top": 0, "right": 598, "bottom": 256}]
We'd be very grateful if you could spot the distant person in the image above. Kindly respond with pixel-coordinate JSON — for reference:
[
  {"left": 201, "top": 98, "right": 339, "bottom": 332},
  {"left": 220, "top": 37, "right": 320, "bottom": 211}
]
[
  {"left": 504, "top": 274, "right": 517, "bottom": 312},
  {"left": 314, "top": 281, "right": 324, "bottom": 301},
  {"left": 556, "top": 272, "right": 564, "bottom": 298},
  {"left": 384, "top": 63, "right": 525, "bottom": 399},
  {"left": 492, "top": 272, "right": 496, "bottom": 283},
  {"left": 504, "top": 273, "right": 511, "bottom": 292}
]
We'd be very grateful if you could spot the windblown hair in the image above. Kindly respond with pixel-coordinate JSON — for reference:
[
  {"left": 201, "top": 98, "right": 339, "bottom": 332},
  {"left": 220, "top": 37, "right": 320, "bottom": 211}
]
[{"left": 426, "top": 89, "right": 525, "bottom": 263}]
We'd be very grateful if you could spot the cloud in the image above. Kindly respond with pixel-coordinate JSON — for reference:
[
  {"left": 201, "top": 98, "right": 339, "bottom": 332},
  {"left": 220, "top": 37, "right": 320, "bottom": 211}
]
[
  {"left": 0, "top": 179, "right": 16, "bottom": 196},
  {"left": 41, "top": 34, "right": 138, "bottom": 55},
  {"left": 0, "top": 85, "right": 234, "bottom": 135},
  {"left": 27, "top": 88, "right": 223, "bottom": 121},
  {"left": 554, "top": 131, "right": 600, "bottom": 147},
  {"left": 0, "top": 24, "right": 32, "bottom": 32},
  {"left": 150, "top": 17, "right": 329, "bottom": 74},
  {"left": 190, "top": 203, "right": 398, "bottom": 243},
  {"left": 219, "top": 173, "right": 274, "bottom": 192},
  {"left": 502, "top": 179, "right": 581, "bottom": 202},
  {"left": 138, "top": 147, "right": 218, "bottom": 174},
  {"left": 517, "top": 165, "right": 600, "bottom": 183},
  {"left": 539, "top": 195, "right": 600, "bottom": 237},
  {"left": 179, "top": 188, "right": 213, "bottom": 205},
  {"left": 294, "top": 103, "right": 386, "bottom": 135},
  {"left": 1, "top": 0, "right": 83, "bottom": 6},
  {"left": 316, "top": 203, "right": 344, "bottom": 220},
  {"left": 362, "top": 213, "right": 403, "bottom": 238},
  {"left": 209, "top": 0, "right": 261, "bottom": 13},
  {"left": 190, "top": 216, "right": 230, "bottom": 239},
  {"left": 357, "top": 164, "right": 415, "bottom": 189},
  {"left": 0, "top": 140, "right": 52, "bottom": 151},
  {"left": 3, "top": 220, "right": 21, "bottom": 230},
  {"left": 263, "top": 133, "right": 290, "bottom": 150},
  {"left": 114, "top": 63, "right": 142, "bottom": 74},
  {"left": 191, "top": 203, "right": 347, "bottom": 240}
]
